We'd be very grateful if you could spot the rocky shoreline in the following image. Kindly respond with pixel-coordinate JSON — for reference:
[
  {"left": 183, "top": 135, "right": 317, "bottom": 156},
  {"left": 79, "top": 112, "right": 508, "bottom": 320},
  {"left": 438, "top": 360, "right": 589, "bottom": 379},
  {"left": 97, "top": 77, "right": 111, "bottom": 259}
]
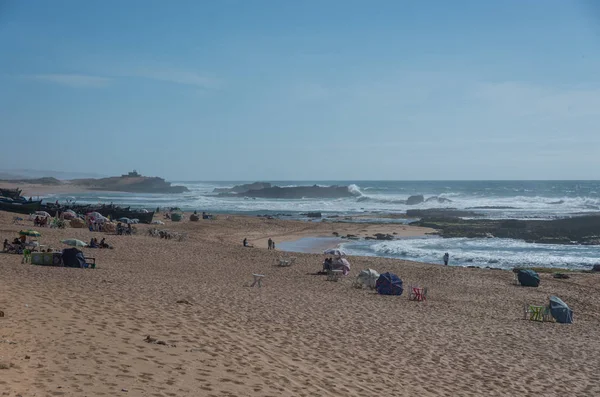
[{"left": 411, "top": 213, "right": 600, "bottom": 245}]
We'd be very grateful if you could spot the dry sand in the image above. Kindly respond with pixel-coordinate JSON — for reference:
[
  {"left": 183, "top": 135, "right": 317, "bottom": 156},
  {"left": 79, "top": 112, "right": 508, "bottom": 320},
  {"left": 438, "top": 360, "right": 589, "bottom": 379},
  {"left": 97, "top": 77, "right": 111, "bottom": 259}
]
[
  {"left": 1, "top": 211, "right": 600, "bottom": 396},
  {"left": 0, "top": 182, "right": 91, "bottom": 197}
]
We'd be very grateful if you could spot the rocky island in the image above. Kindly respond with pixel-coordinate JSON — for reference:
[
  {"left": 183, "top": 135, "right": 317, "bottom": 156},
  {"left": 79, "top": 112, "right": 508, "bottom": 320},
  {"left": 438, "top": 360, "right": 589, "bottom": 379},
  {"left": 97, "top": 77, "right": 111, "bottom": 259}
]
[
  {"left": 71, "top": 171, "right": 188, "bottom": 194},
  {"left": 214, "top": 182, "right": 354, "bottom": 199}
]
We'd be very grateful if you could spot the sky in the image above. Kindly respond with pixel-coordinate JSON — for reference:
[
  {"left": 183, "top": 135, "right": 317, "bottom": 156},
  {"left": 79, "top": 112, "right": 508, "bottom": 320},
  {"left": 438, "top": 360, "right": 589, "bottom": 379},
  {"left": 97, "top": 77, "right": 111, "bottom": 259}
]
[{"left": 1, "top": 0, "right": 600, "bottom": 181}]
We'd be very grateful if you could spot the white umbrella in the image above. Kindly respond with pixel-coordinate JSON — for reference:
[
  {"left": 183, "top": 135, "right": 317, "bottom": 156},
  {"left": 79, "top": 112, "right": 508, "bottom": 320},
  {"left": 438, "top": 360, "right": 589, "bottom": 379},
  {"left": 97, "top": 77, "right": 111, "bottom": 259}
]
[
  {"left": 61, "top": 239, "right": 88, "bottom": 247},
  {"left": 35, "top": 211, "right": 51, "bottom": 218},
  {"left": 357, "top": 268, "right": 379, "bottom": 289},
  {"left": 324, "top": 248, "right": 346, "bottom": 257}
]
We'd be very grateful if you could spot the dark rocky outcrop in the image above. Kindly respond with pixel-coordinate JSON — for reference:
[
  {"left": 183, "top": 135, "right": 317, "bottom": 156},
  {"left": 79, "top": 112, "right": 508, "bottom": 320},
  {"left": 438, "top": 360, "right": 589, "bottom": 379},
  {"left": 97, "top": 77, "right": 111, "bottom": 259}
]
[
  {"left": 411, "top": 214, "right": 600, "bottom": 245},
  {"left": 374, "top": 233, "right": 395, "bottom": 240},
  {"left": 238, "top": 185, "right": 353, "bottom": 199},
  {"left": 301, "top": 212, "right": 322, "bottom": 218},
  {"left": 406, "top": 195, "right": 425, "bottom": 205},
  {"left": 213, "top": 182, "right": 271, "bottom": 194},
  {"left": 72, "top": 174, "right": 188, "bottom": 193}
]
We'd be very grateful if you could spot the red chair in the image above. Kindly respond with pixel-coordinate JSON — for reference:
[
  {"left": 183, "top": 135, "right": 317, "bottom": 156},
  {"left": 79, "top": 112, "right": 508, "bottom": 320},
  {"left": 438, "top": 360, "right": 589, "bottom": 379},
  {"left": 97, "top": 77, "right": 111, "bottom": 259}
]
[{"left": 408, "top": 285, "right": 428, "bottom": 302}]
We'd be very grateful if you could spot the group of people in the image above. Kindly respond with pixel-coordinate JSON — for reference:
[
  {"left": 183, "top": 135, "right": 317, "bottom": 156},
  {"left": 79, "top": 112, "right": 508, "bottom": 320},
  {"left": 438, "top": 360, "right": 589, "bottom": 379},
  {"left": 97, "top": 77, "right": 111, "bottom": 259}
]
[
  {"left": 116, "top": 222, "right": 133, "bottom": 236},
  {"left": 89, "top": 237, "right": 111, "bottom": 249},
  {"left": 267, "top": 238, "right": 276, "bottom": 250},
  {"left": 2, "top": 236, "right": 38, "bottom": 254},
  {"left": 33, "top": 216, "right": 48, "bottom": 227}
]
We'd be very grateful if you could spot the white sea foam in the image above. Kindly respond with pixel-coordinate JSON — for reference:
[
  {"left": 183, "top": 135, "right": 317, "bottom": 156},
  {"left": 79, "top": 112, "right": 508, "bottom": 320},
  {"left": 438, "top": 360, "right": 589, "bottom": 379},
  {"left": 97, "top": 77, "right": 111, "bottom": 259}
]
[{"left": 341, "top": 237, "right": 598, "bottom": 270}]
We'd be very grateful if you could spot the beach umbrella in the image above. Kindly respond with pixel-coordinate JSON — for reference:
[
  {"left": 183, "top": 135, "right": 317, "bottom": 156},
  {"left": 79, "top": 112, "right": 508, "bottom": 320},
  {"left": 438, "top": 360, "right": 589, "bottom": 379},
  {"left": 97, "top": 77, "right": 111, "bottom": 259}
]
[
  {"left": 87, "top": 211, "right": 104, "bottom": 218},
  {"left": 19, "top": 230, "right": 41, "bottom": 237},
  {"left": 35, "top": 211, "right": 51, "bottom": 218},
  {"left": 324, "top": 248, "right": 346, "bottom": 257},
  {"left": 118, "top": 217, "right": 131, "bottom": 223},
  {"left": 61, "top": 239, "right": 88, "bottom": 247}
]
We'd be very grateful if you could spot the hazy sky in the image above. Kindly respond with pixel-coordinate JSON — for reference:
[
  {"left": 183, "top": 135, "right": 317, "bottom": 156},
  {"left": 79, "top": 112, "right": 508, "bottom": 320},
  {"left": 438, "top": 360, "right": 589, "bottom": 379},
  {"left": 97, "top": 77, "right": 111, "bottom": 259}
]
[{"left": 1, "top": 0, "right": 600, "bottom": 181}]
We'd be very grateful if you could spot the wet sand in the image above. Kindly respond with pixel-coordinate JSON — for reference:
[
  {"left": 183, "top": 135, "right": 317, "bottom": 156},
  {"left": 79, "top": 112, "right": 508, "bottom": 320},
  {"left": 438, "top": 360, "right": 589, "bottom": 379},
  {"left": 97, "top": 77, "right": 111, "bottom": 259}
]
[{"left": 1, "top": 211, "right": 600, "bottom": 396}]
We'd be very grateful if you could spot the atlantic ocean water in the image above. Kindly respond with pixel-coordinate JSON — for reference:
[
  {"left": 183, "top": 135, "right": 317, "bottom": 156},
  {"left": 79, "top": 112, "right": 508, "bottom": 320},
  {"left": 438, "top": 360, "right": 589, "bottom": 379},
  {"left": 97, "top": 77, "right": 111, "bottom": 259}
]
[{"left": 49, "top": 180, "right": 600, "bottom": 269}]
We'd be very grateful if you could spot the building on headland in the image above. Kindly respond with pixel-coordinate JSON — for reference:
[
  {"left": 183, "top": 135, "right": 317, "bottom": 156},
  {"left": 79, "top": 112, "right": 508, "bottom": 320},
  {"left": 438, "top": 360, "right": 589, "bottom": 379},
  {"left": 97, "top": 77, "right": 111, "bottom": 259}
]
[{"left": 122, "top": 170, "right": 141, "bottom": 178}]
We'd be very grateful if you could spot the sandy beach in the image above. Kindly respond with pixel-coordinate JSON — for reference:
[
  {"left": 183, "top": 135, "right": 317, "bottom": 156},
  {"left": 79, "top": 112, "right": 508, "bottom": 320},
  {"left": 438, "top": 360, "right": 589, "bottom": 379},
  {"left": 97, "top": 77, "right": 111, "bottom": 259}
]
[
  {"left": 1, "top": 210, "right": 600, "bottom": 396},
  {"left": 0, "top": 182, "right": 91, "bottom": 197}
]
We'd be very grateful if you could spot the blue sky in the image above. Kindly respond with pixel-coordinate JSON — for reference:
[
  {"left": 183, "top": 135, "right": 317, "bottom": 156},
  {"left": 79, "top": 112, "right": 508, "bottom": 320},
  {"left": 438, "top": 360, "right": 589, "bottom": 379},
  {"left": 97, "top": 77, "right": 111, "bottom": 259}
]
[{"left": 1, "top": 0, "right": 600, "bottom": 180}]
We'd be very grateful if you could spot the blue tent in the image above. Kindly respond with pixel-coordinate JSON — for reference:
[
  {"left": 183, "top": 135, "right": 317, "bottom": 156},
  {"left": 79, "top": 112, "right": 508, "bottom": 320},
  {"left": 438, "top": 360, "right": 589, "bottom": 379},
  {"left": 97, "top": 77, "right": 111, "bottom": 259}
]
[
  {"left": 518, "top": 269, "right": 540, "bottom": 287},
  {"left": 376, "top": 272, "right": 403, "bottom": 295},
  {"left": 549, "top": 296, "right": 573, "bottom": 324}
]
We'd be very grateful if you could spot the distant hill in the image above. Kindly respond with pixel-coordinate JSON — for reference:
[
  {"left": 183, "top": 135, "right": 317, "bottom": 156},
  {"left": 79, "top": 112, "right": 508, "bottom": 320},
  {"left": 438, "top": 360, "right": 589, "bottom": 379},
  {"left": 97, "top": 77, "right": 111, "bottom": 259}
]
[
  {"left": 0, "top": 169, "right": 106, "bottom": 180},
  {"left": 0, "top": 177, "right": 63, "bottom": 185}
]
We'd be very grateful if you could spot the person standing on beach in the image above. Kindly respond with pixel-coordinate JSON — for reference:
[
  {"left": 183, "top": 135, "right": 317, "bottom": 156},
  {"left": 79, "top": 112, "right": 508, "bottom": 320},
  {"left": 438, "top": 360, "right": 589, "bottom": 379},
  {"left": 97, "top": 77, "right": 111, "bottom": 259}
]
[
  {"left": 267, "top": 238, "right": 273, "bottom": 250},
  {"left": 272, "top": 240, "right": 275, "bottom": 250},
  {"left": 443, "top": 252, "right": 449, "bottom": 266}
]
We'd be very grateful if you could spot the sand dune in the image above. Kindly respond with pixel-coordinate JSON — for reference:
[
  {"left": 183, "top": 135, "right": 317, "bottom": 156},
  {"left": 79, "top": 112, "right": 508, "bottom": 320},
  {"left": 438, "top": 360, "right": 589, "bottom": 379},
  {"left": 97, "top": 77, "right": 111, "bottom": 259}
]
[{"left": 1, "top": 212, "right": 599, "bottom": 396}]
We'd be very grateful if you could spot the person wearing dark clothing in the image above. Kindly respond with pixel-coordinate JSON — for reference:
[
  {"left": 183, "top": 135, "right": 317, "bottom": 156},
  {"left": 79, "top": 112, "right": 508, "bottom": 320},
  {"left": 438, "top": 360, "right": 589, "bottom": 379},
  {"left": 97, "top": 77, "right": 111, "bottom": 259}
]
[{"left": 443, "top": 252, "right": 449, "bottom": 266}]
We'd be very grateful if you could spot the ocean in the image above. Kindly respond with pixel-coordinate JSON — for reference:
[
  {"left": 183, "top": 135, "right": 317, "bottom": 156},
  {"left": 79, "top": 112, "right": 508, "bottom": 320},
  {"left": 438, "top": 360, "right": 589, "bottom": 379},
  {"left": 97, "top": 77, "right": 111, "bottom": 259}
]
[{"left": 48, "top": 180, "right": 600, "bottom": 270}]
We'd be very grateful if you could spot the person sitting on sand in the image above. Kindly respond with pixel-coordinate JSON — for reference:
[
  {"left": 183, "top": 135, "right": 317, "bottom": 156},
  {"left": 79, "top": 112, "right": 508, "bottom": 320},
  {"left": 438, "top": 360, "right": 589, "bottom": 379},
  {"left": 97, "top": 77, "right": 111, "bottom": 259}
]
[
  {"left": 100, "top": 238, "right": 110, "bottom": 249},
  {"left": 243, "top": 238, "right": 253, "bottom": 248},
  {"left": 3, "top": 239, "right": 10, "bottom": 252},
  {"left": 89, "top": 238, "right": 98, "bottom": 248},
  {"left": 323, "top": 257, "right": 333, "bottom": 272}
]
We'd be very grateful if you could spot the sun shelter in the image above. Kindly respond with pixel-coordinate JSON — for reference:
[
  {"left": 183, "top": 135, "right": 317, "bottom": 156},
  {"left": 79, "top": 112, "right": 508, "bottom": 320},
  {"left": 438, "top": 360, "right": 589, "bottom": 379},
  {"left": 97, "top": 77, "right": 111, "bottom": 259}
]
[
  {"left": 376, "top": 272, "right": 404, "bottom": 295},
  {"left": 549, "top": 296, "right": 573, "bottom": 324},
  {"left": 518, "top": 269, "right": 540, "bottom": 287}
]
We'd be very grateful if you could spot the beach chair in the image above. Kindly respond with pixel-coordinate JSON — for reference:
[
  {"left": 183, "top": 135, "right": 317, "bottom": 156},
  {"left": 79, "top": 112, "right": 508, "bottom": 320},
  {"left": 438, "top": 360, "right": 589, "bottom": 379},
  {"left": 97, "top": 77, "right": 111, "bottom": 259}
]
[
  {"left": 327, "top": 269, "right": 343, "bottom": 282},
  {"left": 408, "top": 285, "right": 428, "bottom": 302},
  {"left": 251, "top": 274, "right": 265, "bottom": 287},
  {"left": 278, "top": 256, "right": 296, "bottom": 267},
  {"left": 84, "top": 257, "right": 96, "bottom": 269},
  {"left": 523, "top": 304, "right": 552, "bottom": 322}
]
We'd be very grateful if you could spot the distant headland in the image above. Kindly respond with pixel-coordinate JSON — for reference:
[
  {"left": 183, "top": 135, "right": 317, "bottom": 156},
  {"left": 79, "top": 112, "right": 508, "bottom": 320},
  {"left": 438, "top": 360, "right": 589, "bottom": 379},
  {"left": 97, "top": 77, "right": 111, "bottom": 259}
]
[
  {"left": 0, "top": 170, "right": 188, "bottom": 194},
  {"left": 70, "top": 170, "right": 188, "bottom": 193}
]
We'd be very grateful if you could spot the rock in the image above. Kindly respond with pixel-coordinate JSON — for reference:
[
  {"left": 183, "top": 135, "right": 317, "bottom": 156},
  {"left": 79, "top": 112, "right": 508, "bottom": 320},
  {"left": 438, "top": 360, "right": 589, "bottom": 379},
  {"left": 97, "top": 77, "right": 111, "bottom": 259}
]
[
  {"left": 332, "top": 232, "right": 339, "bottom": 236},
  {"left": 304, "top": 212, "right": 322, "bottom": 218},
  {"left": 176, "top": 299, "right": 192, "bottom": 305},
  {"left": 406, "top": 195, "right": 425, "bottom": 205},
  {"left": 553, "top": 273, "right": 570, "bottom": 279},
  {"left": 214, "top": 182, "right": 271, "bottom": 194},
  {"left": 374, "top": 233, "right": 394, "bottom": 240},
  {"left": 593, "top": 264, "right": 600, "bottom": 272},
  {"left": 190, "top": 214, "right": 200, "bottom": 221}
]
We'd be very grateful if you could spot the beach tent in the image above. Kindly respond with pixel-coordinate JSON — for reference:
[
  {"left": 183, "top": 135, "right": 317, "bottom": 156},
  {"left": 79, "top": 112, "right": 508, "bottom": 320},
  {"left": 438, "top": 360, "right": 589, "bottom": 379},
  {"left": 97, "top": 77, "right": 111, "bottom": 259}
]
[
  {"left": 518, "top": 269, "right": 540, "bottom": 287},
  {"left": 376, "top": 272, "right": 404, "bottom": 295},
  {"left": 549, "top": 296, "right": 573, "bottom": 324},
  {"left": 61, "top": 248, "right": 86, "bottom": 268},
  {"left": 357, "top": 268, "right": 380, "bottom": 289}
]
